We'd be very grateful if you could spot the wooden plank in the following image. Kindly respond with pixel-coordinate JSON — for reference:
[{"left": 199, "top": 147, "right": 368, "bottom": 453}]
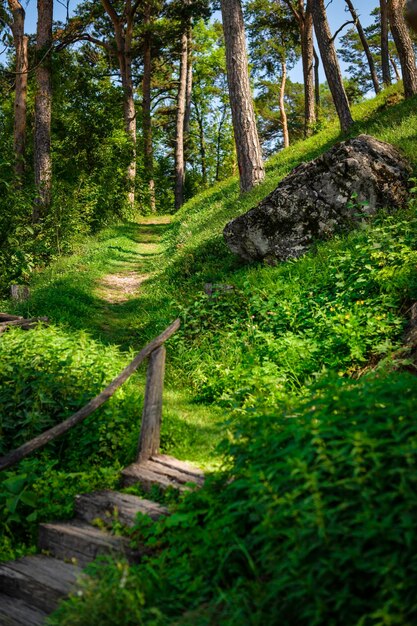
[
  {"left": 137, "top": 345, "right": 166, "bottom": 462},
  {"left": 0, "top": 313, "right": 23, "bottom": 321},
  {"left": 122, "top": 464, "right": 189, "bottom": 493},
  {"left": 38, "top": 521, "right": 142, "bottom": 569},
  {"left": 0, "top": 594, "right": 47, "bottom": 626},
  {"left": 151, "top": 454, "right": 204, "bottom": 480},
  {"left": 75, "top": 490, "right": 168, "bottom": 527},
  {"left": 0, "top": 319, "right": 180, "bottom": 472},
  {"left": 122, "top": 462, "right": 202, "bottom": 493},
  {"left": 142, "top": 459, "right": 204, "bottom": 486},
  {"left": 0, "top": 556, "right": 81, "bottom": 613},
  {"left": 0, "top": 317, "right": 49, "bottom": 334}
]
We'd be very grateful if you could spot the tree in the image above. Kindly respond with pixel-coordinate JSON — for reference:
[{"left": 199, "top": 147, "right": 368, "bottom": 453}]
[
  {"left": 221, "top": 0, "right": 265, "bottom": 193},
  {"left": 99, "top": 0, "right": 141, "bottom": 208},
  {"left": 174, "top": 25, "right": 188, "bottom": 209},
  {"left": 283, "top": 0, "right": 316, "bottom": 136},
  {"left": 311, "top": 0, "right": 353, "bottom": 132},
  {"left": 380, "top": 0, "right": 392, "bottom": 85},
  {"left": 141, "top": 1, "right": 157, "bottom": 212},
  {"left": 387, "top": 0, "right": 417, "bottom": 97},
  {"left": 7, "top": 0, "right": 28, "bottom": 182},
  {"left": 33, "top": 0, "right": 53, "bottom": 221},
  {"left": 246, "top": 0, "right": 299, "bottom": 149},
  {"left": 344, "top": 0, "right": 380, "bottom": 94}
]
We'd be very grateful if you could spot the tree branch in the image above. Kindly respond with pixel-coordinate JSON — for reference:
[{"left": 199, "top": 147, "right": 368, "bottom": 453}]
[
  {"left": 331, "top": 20, "right": 355, "bottom": 42},
  {"left": 101, "top": 0, "right": 120, "bottom": 31}
]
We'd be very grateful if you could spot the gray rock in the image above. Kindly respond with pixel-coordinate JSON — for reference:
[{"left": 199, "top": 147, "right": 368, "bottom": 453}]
[{"left": 224, "top": 134, "right": 412, "bottom": 263}]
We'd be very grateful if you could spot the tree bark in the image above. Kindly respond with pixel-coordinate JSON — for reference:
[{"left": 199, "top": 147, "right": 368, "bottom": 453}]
[
  {"left": 284, "top": 1, "right": 316, "bottom": 136},
  {"left": 194, "top": 101, "right": 207, "bottom": 186},
  {"left": 221, "top": 0, "right": 265, "bottom": 193},
  {"left": 314, "top": 46, "right": 321, "bottom": 108},
  {"left": 183, "top": 25, "right": 193, "bottom": 168},
  {"left": 33, "top": 0, "right": 53, "bottom": 222},
  {"left": 101, "top": 0, "right": 138, "bottom": 208},
  {"left": 344, "top": 0, "right": 380, "bottom": 94},
  {"left": 174, "top": 29, "right": 188, "bottom": 210},
  {"left": 301, "top": 0, "right": 316, "bottom": 135},
  {"left": 142, "top": 3, "right": 156, "bottom": 213},
  {"left": 279, "top": 59, "right": 290, "bottom": 148},
  {"left": 311, "top": 0, "right": 354, "bottom": 133},
  {"left": 387, "top": 0, "right": 417, "bottom": 97},
  {"left": 216, "top": 105, "right": 227, "bottom": 181},
  {"left": 390, "top": 53, "right": 402, "bottom": 80},
  {"left": 380, "top": 0, "right": 392, "bottom": 86},
  {"left": 8, "top": 0, "right": 28, "bottom": 183}
]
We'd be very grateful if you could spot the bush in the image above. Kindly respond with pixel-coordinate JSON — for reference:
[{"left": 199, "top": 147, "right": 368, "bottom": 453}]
[{"left": 50, "top": 371, "right": 417, "bottom": 626}]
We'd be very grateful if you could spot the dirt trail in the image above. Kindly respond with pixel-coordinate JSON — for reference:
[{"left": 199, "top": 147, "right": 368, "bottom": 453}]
[{"left": 96, "top": 216, "right": 170, "bottom": 305}]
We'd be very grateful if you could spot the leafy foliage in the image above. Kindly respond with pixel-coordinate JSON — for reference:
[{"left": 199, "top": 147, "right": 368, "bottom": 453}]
[{"left": 50, "top": 372, "right": 417, "bottom": 626}]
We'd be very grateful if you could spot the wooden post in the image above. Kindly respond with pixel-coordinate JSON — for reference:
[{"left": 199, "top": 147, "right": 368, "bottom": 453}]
[{"left": 137, "top": 345, "right": 166, "bottom": 462}]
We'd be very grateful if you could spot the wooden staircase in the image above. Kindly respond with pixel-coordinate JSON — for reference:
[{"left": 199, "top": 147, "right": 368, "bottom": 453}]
[
  {"left": 0, "top": 456, "right": 203, "bottom": 625},
  {"left": 0, "top": 320, "right": 205, "bottom": 624}
]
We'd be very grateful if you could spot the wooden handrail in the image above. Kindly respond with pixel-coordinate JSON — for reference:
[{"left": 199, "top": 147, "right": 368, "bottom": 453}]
[{"left": 0, "top": 319, "right": 180, "bottom": 472}]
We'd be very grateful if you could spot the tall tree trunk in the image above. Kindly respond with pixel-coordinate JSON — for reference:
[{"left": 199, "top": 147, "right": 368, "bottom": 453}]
[
  {"left": 216, "top": 105, "right": 227, "bottom": 181},
  {"left": 174, "top": 29, "right": 188, "bottom": 211},
  {"left": 283, "top": 0, "right": 316, "bottom": 135},
  {"left": 279, "top": 59, "right": 289, "bottom": 149},
  {"left": 301, "top": 0, "right": 316, "bottom": 135},
  {"left": 142, "top": 3, "right": 156, "bottom": 212},
  {"left": 33, "top": 0, "right": 53, "bottom": 222},
  {"left": 8, "top": 0, "right": 28, "bottom": 183},
  {"left": 311, "top": 0, "right": 353, "bottom": 133},
  {"left": 221, "top": 0, "right": 265, "bottom": 193},
  {"left": 344, "top": 0, "right": 380, "bottom": 94},
  {"left": 101, "top": 0, "right": 137, "bottom": 208},
  {"left": 390, "top": 53, "right": 402, "bottom": 80},
  {"left": 314, "top": 46, "right": 321, "bottom": 108},
  {"left": 194, "top": 101, "right": 207, "bottom": 186},
  {"left": 387, "top": 0, "right": 417, "bottom": 97},
  {"left": 380, "top": 0, "right": 392, "bottom": 85},
  {"left": 183, "top": 25, "right": 193, "bottom": 168}
]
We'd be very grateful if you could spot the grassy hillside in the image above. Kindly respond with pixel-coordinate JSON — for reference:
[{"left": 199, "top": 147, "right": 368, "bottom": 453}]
[{"left": 2, "top": 86, "right": 417, "bottom": 623}]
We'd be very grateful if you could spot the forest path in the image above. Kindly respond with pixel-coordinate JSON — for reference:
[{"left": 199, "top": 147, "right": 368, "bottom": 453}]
[
  {"left": 93, "top": 215, "right": 172, "bottom": 342},
  {"left": 96, "top": 215, "right": 171, "bottom": 305}
]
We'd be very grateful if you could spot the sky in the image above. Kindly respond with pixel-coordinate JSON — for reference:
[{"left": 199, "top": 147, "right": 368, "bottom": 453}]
[{"left": 10, "top": 0, "right": 381, "bottom": 83}]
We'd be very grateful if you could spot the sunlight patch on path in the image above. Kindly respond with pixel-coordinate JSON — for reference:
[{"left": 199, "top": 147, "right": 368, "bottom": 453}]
[
  {"left": 98, "top": 271, "right": 150, "bottom": 303},
  {"left": 96, "top": 216, "right": 171, "bottom": 305}
]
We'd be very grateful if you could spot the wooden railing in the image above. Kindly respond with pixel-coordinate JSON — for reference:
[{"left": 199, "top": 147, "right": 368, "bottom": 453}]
[{"left": 0, "top": 319, "right": 180, "bottom": 472}]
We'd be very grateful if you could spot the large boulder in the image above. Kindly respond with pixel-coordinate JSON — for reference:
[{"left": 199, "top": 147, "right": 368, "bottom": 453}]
[{"left": 224, "top": 134, "right": 411, "bottom": 263}]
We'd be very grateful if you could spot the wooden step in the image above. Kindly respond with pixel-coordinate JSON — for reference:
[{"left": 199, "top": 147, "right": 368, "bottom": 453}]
[
  {"left": 75, "top": 490, "right": 168, "bottom": 528},
  {"left": 122, "top": 454, "right": 204, "bottom": 493},
  {"left": 0, "top": 555, "right": 81, "bottom": 614},
  {"left": 0, "top": 594, "right": 47, "bottom": 626},
  {"left": 38, "top": 520, "right": 141, "bottom": 569}
]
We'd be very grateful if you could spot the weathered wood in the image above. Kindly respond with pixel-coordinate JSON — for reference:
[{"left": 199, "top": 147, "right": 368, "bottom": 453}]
[
  {"left": 0, "top": 312, "right": 23, "bottom": 321},
  {"left": 0, "top": 594, "right": 47, "bottom": 626},
  {"left": 38, "top": 520, "right": 142, "bottom": 569},
  {"left": 122, "top": 463, "right": 190, "bottom": 492},
  {"left": 122, "top": 457, "right": 204, "bottom": 493},
  {"left": 0, "top": 319, "right": 180, "bottom": 472},
  {"left": 75, "top": 490, "right": 168, "bottom": 527},
  {"left": 0, "top": 316, "right": 49, "bottom": 334},
  {"left": 11, "top": 284, "right": 30, "bottom": 301},
  {"left": 137, "top": 345, "right": 166, "bottom": 462},
  {"left": 0, "top": 556, "right": 81, "bottom": 613},
  {"left": 151, "top": 454, "right": 205, "bottom": 481}
]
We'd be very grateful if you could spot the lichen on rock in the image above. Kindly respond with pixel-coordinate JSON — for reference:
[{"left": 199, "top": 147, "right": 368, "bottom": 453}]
[{"left": 224, "top": 135, "right": 412, "bottom": 263}]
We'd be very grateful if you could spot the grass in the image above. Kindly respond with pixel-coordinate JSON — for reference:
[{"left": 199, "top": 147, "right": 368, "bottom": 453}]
[{"left": 2, "top": 83, "right": 417, "bottom": 571}]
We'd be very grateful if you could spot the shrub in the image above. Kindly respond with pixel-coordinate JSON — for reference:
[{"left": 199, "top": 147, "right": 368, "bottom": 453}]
[{"left": 50, "top": 371, "right": 417, "bottom": 626}]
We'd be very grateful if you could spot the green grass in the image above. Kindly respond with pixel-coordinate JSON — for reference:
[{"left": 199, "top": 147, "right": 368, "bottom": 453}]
[{"left": 2, "top": 84, "right": 417, "bottom": 586}]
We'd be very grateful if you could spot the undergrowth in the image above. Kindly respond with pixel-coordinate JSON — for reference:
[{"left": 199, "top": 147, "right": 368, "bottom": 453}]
[{"left": 1, "top": 86, "right": 417, "bottom": 623}]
